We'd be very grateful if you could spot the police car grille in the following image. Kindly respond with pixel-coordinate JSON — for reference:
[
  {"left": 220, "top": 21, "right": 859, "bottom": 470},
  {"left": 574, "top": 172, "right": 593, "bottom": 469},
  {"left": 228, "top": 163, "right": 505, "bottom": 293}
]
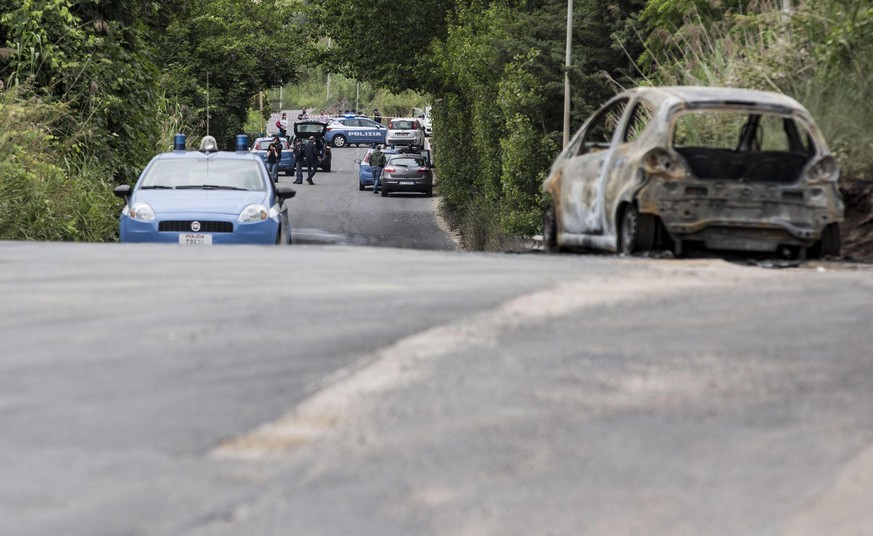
[{"left": 159, "top": 221, "right": 234, "bottom": 233}]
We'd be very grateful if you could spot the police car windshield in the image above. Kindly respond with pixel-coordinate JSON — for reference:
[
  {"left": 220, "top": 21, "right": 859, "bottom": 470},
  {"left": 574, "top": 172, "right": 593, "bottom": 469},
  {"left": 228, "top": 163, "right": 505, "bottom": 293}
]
[{"left": 140, "top": 159, "right": 266, "bottom": 191}]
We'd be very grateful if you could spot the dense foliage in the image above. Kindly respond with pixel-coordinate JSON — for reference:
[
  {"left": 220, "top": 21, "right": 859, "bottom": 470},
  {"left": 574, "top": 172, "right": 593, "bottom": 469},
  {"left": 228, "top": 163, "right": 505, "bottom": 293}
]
[{"left": 0, "top": 0, "right": 303, "bottom": 240}]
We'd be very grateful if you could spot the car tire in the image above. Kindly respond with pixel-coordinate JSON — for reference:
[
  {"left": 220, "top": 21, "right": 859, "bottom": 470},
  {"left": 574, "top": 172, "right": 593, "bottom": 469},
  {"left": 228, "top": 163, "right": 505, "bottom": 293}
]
[
  {"left": 425, "top": 187, "right": 433, "bottom": 197},
  {"left": 381, "top": 188, "right": 388, "bottom": 197},
  {"left": 322, "top": 164, "right": 331, "bottom": 172},
  {"left": 543, "top": 201, "right": 560, "bottom": 254},
  {"left": 332, "top": 135, "right": 347, "bottom": 148},
  {"left": 359, "top": 182, "right": 365, "bottom": 191},
  {"left": 809, "top": 223, "right": 841, "bottom": 259},
  {"left": 619, "top": 204, "right": 656, "bottom": 255}
]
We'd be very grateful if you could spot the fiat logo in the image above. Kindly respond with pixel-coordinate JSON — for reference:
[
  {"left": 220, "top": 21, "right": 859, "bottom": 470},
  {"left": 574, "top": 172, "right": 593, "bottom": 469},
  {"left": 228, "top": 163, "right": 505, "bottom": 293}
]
[{"left": 191, "top": 221, "right": 201, "bottom": 232}]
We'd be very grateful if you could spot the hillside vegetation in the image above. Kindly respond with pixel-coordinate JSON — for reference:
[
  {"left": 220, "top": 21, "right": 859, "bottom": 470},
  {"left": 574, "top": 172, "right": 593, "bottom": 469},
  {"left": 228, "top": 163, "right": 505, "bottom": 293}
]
[{"left": 1, "top": 0, "right": 870, "bottom": 249}]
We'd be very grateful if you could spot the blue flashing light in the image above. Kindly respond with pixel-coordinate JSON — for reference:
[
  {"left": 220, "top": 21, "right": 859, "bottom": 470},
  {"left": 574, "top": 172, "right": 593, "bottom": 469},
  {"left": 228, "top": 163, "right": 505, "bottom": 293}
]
[
  {"left": 236, "top": 134, "right": 248, "bottom": 153},
  {"left": 173, "top": 134, "right": 186, "bottom": 152}
]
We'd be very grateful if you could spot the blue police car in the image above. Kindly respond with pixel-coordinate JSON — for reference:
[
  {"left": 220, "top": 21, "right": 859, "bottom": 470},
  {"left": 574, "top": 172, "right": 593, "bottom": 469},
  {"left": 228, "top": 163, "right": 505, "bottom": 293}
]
[
  {"left": 251, "top": 136, "right": 294, "bottom": 177},
  {"left": 325, "top": 115, "right": 387, "bottom": 148},
  {"left": 114, "top": 135, "right": 296, "bottom": 245},
  {"left": 355, "top": 147, "right": 397, "bottom": 190}
]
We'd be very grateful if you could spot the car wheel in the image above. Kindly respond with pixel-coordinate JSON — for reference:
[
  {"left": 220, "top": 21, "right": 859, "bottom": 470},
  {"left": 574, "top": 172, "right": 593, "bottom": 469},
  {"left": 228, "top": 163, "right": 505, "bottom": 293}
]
[
  {"left": 809, "top": 223, "right": 841, "bottom": 259},
  {"left": 543, "top": 201, "right": 560, "bottom": 253},
  {"left": 425, "top": 187, "right": 433, "bottom": 197},
  {"left": 359, "top": 181, "right": 365, "bottom": 191},
  {"left": 619, "top": 204, "right": 656, "bottom": 255},
  {"left": 332, "top": 135, "right": 347, "bottom": 148},
  {"left": 322, "top": 164, "right": 331, "bottom": 172},
  {"left": 381, "top": 188, "right": 388, "bottom": 197}
]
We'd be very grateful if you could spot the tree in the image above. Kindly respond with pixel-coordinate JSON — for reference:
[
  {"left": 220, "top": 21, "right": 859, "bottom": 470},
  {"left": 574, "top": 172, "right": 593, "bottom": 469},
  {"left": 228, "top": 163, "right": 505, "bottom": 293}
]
[
  {"left": 156, "top": 0, "right": 306, "bottom": 145},
  {"left": 305, "top": 0, "right": 455, "bottom": 92}
]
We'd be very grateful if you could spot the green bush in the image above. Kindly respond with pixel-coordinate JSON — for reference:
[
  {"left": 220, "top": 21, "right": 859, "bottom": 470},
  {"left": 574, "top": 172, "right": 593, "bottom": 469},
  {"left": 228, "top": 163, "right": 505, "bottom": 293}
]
[{"left": 0, "top": 87, "right": 118, "bottom": 241}]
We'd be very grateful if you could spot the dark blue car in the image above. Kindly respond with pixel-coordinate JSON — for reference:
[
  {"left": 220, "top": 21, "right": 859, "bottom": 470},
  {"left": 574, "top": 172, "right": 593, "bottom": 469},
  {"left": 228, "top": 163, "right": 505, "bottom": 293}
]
[
  {"left": 251, "top": 137, "right": 294, "bottom": 176},
  {"left": 356, "top": 147, "right": 398, "bottom": 191}
]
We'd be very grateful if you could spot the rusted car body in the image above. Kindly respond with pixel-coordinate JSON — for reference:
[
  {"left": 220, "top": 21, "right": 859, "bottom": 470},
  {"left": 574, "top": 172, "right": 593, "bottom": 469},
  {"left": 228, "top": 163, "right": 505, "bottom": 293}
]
[{"left": 542, "top": 86, "right": 844, "bottom": 257}]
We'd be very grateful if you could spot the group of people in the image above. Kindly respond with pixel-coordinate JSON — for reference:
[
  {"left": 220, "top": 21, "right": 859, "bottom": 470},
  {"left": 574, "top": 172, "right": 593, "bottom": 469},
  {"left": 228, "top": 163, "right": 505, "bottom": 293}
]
[{"left": 265, "top": 134, "right": 320, "bottom": 185}]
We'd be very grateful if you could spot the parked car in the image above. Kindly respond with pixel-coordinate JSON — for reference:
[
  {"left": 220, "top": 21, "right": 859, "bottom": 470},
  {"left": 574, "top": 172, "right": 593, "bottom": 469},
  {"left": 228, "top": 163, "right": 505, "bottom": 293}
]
[
  {"left": 413, "top": 106, "right": 432, "bottom": 136},
  {"left": 380, "top": 152, "right": 434, "bottom": 197},
  {"left": 291, "top": 121, "right": 332, "bottom": 172},
  {"left": 355, "top": 147, "right": 398, "bottom": 191},
  {"left": 387, "top": 117, "right": 425, "bottom": 147},
  {"left": 251, "top": 136, "right": 294, "bottom": 176},
  {"left": 325, "top": 115, "right": 387, "bottom": 148},
  {"left": 114, "top": 135, "right": 295, "bottom": 245},
  {"left": 542, "top": 86, "right": 844, "bottom": 258}
]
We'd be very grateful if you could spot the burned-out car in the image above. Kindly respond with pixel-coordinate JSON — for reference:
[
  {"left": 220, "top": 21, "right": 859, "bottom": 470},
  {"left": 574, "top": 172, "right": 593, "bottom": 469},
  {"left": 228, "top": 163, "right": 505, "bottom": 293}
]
[{"left": 543, "top": 86, "right": 844, "bottom": 258}]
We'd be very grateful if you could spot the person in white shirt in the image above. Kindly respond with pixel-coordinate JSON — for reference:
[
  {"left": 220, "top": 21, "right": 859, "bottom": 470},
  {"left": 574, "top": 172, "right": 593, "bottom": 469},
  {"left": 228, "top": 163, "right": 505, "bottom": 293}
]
[
  {"left": 276, "top": 112, "right": 288, "bottom": 138},
  {"left": 317, "top": 110, "right": 329, "bottom": 123}
]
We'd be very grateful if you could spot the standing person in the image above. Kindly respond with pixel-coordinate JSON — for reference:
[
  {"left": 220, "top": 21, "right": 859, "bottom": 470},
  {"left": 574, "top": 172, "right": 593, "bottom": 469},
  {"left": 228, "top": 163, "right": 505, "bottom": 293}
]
[
  {"left": 317, "top": 110, "right": 329, "bottom": 123},
  {"left": 292, "top": 138, "right": 305, "bottom": 184},
  {"left": 373, "top": 108, "right": 382, "bottom": 124},
  {"left": 304, "top": 136, "right": 319, "bottom": 185},
  {"left": 276, "top": 112, "right": 288, "bottom": 138},
  {"left": 297, "top": 108, "right": 309, "bottom": 121},
  {"left": 266, "top": 135, "right": 282, "bottom": 182},
  {"left": 369, "top": 144, "right": 387, "bottom": 194}
]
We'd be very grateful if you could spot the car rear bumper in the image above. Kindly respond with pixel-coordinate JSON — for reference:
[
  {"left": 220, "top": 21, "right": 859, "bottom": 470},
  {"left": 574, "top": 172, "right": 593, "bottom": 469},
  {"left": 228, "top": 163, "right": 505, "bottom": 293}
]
[{"left": 382, "top": 178, "right": 432, "bottom": 192}]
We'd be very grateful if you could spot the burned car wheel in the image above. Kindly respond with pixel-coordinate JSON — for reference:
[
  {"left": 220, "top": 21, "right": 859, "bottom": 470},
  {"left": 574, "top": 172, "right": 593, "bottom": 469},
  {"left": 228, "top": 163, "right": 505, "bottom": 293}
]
[
  {"left": 809, "top": 223, "right": 841, "bottom": 259},
  {"left": 543, "top": 201, "right": 560, "bottom": 253},
  {"left": 619, "top": 204, "right": 656, "bottom": 255}
]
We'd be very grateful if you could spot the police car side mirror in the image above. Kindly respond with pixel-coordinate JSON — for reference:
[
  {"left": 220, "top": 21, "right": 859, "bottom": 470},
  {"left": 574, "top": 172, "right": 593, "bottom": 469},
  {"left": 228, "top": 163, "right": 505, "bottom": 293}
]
[
  {"left": 276, "top": 184, "right": 296, "bottom": 200},
  {"left": 114, "top": 184, "right": 131, "bottom": 199}
]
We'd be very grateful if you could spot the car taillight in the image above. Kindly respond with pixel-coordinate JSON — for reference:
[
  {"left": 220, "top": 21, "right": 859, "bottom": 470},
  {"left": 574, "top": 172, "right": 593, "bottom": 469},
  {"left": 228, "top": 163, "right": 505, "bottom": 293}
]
[
  {"left": 326, "top": 126, "right": 332, "bottom": 132},
  {"left": 385, "top": 167, "right": 396, "bottom": 173},
  {"left": 805, "top": 155, "right": 839, "bottom": 183},
  {"left": 417, "top": 167, "right": 428, "bottom": 172},
  {"left": 642, "top": 148, "right": 688, "bottom": 179}
]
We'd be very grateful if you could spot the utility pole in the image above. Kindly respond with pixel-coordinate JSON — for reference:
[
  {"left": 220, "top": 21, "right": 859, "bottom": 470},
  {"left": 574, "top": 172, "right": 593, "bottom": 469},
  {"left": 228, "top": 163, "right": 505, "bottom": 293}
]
[
  {"left": 326, "top": 38, "right": 332, "bottom": 102},
  {"left": 279, "top": 83, "right": 283, "bottom": 111},
  {"left": 563, "top": 0, "right": 573, "bottom": 148},
  {"left": 206, "top": 71, "right": 210, "bottom": 136},
  {"left": 356, "top": 81, "right": 360, "bottom": 112}
]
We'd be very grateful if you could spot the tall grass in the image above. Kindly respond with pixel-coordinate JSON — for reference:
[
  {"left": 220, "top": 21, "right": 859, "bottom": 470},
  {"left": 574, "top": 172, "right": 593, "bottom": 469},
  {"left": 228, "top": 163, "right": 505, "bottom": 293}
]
[
  {"left": 642, "top": 0, "right": 873, "bottom": 179},
  {"left": 0, "top": 86, "right": 118, "bottom": 241}
]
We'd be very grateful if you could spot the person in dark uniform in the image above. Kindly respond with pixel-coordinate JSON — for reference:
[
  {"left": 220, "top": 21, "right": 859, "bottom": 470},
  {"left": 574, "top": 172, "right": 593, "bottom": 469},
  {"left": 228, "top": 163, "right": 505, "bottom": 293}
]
[
  {"left": 304, "top": 136, "right": 319, "bottom": 185},
  {"left": 266, "top": 135, "right": 282, "bottom": 182},
  {"left": 292, "top": 138, "right": 305, "bottom": 184}
]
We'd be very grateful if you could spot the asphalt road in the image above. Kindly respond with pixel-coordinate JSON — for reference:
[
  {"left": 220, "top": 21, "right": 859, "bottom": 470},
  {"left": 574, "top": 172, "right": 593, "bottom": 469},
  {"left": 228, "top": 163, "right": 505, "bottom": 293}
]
[
  {"left": 2, "top": 147, "right": 873, "bottom": 535},
  {"left": 286, "top": 141, "right": 457, "bottom": 251}
]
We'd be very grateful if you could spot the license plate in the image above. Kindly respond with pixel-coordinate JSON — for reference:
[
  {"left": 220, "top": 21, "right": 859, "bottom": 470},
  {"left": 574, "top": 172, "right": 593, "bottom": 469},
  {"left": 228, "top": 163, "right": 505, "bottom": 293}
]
[
  {"left": 180, "top": 233, "right": 213, "bottom": 245},
  {"left": 399, "top": 181, "right": 414, "bottom": 185}
]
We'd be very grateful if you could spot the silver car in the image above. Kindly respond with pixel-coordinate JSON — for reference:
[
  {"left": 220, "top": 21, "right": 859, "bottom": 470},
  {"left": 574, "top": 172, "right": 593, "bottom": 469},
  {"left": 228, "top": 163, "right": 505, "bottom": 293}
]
[
  {"left": 387, "top": 118, "right": 425, "bottom": 147},
  {"left": 543, "top": 86, "right": 844, "bottom": 258}
]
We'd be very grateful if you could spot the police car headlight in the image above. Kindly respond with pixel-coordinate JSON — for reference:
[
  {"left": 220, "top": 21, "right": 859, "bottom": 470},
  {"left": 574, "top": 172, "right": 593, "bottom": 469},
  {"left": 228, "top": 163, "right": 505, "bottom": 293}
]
[
  {"left": 238, "top": 204, "right": 269, "bottom": 223},
  {"left": 128, "top": 202, "right": 155, "bottom": 222}
]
